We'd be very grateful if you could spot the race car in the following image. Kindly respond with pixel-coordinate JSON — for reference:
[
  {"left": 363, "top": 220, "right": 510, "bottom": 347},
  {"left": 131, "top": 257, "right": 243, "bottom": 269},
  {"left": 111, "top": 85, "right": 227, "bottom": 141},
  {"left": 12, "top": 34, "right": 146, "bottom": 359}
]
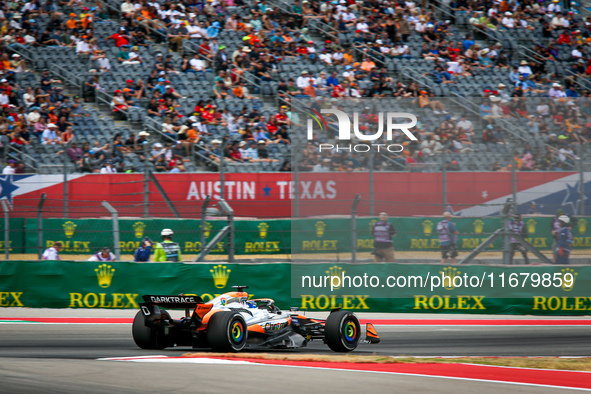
[{"left": 132, "top": 286, "right": 380, "bottom": 352}]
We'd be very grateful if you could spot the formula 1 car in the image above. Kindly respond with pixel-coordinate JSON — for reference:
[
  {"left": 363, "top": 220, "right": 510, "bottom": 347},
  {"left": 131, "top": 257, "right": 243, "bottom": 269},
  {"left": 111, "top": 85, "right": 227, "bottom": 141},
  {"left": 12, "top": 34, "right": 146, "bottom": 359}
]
[{"left": 132, "top": 286, "right": 380, "bottom": 352}]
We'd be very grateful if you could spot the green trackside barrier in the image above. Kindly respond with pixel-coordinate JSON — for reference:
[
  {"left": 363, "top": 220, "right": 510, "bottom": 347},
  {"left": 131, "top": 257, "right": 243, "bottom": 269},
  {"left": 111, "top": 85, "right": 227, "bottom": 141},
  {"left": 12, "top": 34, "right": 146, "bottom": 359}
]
[
  {"left": 17, "top": 216, "right": 591, "bottom": 255},
  {"left": 0, "top": 261, "right": 590, "bottom": 315},
  {"left": 1, "top": 218, "right": 25, "bottom": 253},
  {"left": 292, "top": 216, "right": 591, "bottom": 253},
  {"left": 23, "top": 218, "right": 292, "bottom": 255},
  {"left": 290, "top": 263, "right": 591, "bottom": 315},
  {"left": 0, "top": 261, "right": 292, "bottom": 309}
]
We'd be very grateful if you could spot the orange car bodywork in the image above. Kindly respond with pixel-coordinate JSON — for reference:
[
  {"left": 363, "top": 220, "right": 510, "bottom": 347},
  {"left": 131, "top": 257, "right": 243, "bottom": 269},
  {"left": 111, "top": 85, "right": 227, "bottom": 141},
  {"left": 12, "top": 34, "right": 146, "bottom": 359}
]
[
  {"left": 194, "top": 292, "right": 320, "bottom": 333},
  {"left": 196, "top": 292, "right": 248, "bottom": 331}
]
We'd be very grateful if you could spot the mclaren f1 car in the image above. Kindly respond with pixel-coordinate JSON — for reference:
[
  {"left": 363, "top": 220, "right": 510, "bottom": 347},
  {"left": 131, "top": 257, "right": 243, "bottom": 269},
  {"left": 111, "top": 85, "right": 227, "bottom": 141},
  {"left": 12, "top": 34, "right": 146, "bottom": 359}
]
[{"left": 132, "top": 286, "right": 380, "bottom": 352}]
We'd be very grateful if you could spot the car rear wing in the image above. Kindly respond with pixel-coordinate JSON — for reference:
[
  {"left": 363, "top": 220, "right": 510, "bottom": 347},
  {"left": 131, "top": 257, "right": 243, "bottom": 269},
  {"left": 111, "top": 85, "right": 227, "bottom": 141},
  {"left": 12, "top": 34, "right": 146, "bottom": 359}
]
[
  {"left": 139, "top": 295, "right": 206, "bottom": 322},
  {"left": 141, "top": 294, "right": 204, "bottom": 309}
]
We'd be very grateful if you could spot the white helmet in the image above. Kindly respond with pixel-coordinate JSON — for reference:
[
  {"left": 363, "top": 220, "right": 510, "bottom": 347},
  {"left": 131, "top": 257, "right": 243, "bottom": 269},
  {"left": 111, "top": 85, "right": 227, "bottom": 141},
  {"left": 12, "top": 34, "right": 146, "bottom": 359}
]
[
  {"left": 161, "top": 228, "right": 174, "bottom": 236},
  {"left": 558, "top": 215, "right": 570, "bottom": 224}
]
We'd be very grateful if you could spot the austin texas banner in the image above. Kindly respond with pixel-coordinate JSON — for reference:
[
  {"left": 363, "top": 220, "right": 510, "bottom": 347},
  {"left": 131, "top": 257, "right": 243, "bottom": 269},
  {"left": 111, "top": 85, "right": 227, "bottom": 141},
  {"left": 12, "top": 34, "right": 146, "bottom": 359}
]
[{"left": 3, "top": 172, "right": 590, "bottom": 218}]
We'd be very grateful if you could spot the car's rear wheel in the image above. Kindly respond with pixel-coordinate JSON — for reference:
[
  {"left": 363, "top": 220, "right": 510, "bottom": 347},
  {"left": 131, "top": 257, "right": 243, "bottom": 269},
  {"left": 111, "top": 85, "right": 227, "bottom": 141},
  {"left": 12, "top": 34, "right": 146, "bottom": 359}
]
[
  {"left": 132, "top": 310, "right": 172, "bottom": 350},
  {"left": 325, "top": 310, "right": 361, "bottom": 352},
  {"left": 207, "top": 311, "right": 247, "bottom": 352}
]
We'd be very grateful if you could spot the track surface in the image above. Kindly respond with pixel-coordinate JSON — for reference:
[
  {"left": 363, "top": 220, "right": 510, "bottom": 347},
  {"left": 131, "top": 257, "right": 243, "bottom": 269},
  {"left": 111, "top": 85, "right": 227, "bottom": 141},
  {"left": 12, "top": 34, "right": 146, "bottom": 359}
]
[
  {"left": 1, "top": 324, "right": 590, "bottom": 358},
  {"left": 1, "top": 315, "right": 590, "bottom": 393}
]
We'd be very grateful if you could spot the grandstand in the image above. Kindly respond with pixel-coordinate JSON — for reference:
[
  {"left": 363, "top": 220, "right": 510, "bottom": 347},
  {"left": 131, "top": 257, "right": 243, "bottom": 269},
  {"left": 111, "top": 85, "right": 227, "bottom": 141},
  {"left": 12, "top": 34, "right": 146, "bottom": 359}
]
[{"left": 1, "top": 0, "right": 590, "bottom": 176}]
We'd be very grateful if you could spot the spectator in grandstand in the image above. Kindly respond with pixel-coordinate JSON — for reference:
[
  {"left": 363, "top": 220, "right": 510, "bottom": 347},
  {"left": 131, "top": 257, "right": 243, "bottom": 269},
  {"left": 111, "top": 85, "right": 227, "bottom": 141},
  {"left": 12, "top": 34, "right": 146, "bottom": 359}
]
[
  {"left": 168, "top": 22, "right": 189, "bottom": 52},
  {"left": 521, "top": 151, "right": 537, "bottom": 171},
  {"left": 111, "top": 90, "right": 129, "bottom": 116},
  {"left": 212, "top": 80, "right": 229, "bottom": 100},
  {"left": 10, "top": 131, "right": 29, "bottom": 152},
  {"left": 214, "top": 45, "right": 229, "bottom": 71},
  {"left": 446, "top": 58, "right": 470, "bottom": 77},
  {"left": 117, "top": 46, "right": 138, "bottom": 65},
  {"left": 83, "top": 71, "right": 100, "bottom": 102},
  {"left": 77, "top": 150, "right": 93, "bottom": 173},
  {"left": 40, "top": 69, "right": 62, "bottom": 92},
  {"left": 188, "top": 52, "right": 206, "bottom": 74},
  {"left": 456, "top": 114, "right": 474, "bottom": 135},
  {"left": 129, "top": 132, "right": 147, "bottom": 152},
  {"left": 108, "top": 28, "right": 130, "bottom": 48},
  {"left": 237, "top": 141, "right": 256, "bottom": 162},
  {"left": 92, "top": 50, "right": 111, "bottom": 72},
  {"left": 62, "top": 142, "right": 83, "bottom": 163},
  {"left": 207, "top": 139, "right": 223, "bottom": 164},
  {"left": 421, "top": 135, "right": 444, "bottom": 156},
  {"left": 154, "top": 228, "right": 182, "bottom": 262},
  {"left": 424, "top": 65, "right": 454, "bottom": 84},
  {"left": 88, "top": 247, "right": 116, "bottom": 261},
  {"left": 451, "top": 135, "right": 474, "bottom": 153},
  {"left": 128, "top": 46, "right": 143, "bottom": 64},
  {"left": 517, "top": 60, "right": 533, "bottom": 77},
  {"left": 278, "top": 160, "right": 291, "bottom": 172},
  {"left": 100, "top": 160, "right": 117, "bottom": 174},
  {"left": 565, "top": 85, "right": 579, "bottom": 98},
  {"left": 41, "top": 123, "right": 59, "bottom": 145},
  {"left": 418, "top": 90, "right": 448, "bottom": 114},
  {"left": 162, "top": 116, "right": 180, "bottom": 139},
  {"left": 257, "top": 140, "right": 278, "bottom": 163},
  {"left": 75, "top": 34, "right": 91, "bottom": 54},
  {"left": 2, "top": 159, "right": 16, "bottom": 175},
  {"left": 548, "top": 83, "right": 566, "bottom": 98},
  {"left": 43, "top": 242, "right": 62, "bottom": 260}
]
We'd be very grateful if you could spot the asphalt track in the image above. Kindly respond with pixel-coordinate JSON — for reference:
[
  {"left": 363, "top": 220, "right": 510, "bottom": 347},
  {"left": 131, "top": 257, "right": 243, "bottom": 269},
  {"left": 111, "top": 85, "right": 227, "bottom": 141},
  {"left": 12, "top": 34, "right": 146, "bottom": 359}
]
[
  {"left": 1, "top": 323, "right": 591, "bottom": 358},
  {"left": 1, "top": 311, "right": 590, "bottom": 393}
]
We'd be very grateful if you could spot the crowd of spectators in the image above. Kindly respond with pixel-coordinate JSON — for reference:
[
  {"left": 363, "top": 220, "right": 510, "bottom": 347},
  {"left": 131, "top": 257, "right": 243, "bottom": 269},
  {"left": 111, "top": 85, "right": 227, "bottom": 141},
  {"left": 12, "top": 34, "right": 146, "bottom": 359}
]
[{"left": 1, "top": 0, "right": 591, "bottom": 173}]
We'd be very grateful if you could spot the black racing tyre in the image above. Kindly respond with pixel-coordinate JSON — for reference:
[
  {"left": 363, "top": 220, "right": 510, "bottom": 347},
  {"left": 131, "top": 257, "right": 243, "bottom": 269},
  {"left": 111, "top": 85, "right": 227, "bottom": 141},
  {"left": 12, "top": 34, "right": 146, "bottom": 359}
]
[
  {"left": 206, "top": 311, "right": 248, "bottom": 352},
  {"left": 132, "top": 310, "right": 172, "bottom": 350},
  {"left": 325, "top": 310, "right": 361, "bottom": 352}
]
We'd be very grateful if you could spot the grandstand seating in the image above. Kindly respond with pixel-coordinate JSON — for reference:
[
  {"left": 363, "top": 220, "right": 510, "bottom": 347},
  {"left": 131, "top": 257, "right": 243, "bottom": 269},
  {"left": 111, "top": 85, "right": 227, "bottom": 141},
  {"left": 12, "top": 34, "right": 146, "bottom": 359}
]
[{"left": 1, "top": 0, "right": 589, "bottom": 174}]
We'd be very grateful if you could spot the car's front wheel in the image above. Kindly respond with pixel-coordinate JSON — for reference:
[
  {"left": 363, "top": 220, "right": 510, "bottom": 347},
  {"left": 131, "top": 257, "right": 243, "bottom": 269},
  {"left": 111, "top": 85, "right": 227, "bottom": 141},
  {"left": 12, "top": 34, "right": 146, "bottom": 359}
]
[
  {"left": 325, "top": 310, "right": 361, "bottom": 352},
  {"left": 207, "top": 311, "right": 248, "bottom": 352}
]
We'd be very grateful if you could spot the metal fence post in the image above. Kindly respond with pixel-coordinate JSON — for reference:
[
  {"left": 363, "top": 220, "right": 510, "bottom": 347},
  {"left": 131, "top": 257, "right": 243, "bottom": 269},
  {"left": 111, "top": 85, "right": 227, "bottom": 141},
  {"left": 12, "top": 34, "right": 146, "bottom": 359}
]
[
  {"left": 441, "top": 145, "right": 447, "bottom": 211},
  {"left": 101, "top": 201, "right": 120, "bottom": 260},
  {"left": 294, "top": 146, "right": 300, "bottom": 218},
  {"left": 351, "top": 194, "right": 361, "bottom": 263},
  {"left": 1, "top": 200, "right": 9, "bottom": 260},
  {"left": 511, "top": 159, "right": 517, "bottom": 205},
  {"left": 502, "top": 199, "right": 513, "bottom": 265},
  {"left": 369, "top": 151, "right": 374, "bottom": 216},
  {"left": 218, "top": 199, "right": 234, "bottom": 262},
  {"left": 148, "top": 172, "right": 181, "bottom": 218},
  {"left": 579, "top": 144, "right": 585, "bottom": 216},
  {"left": 37, "top": 193, "right": 46, "bottom": 259},
  {"left": 63, "top": 138, "right": 74, "bottom": 218},
  {"left": 143, "top": 142, "right": 149, "bottom": 218},
  {"left": 200, "top": 195, "right": 211, "bottom": 261},
  {"left": 220, "top": 139, "right": 227, "bottom": 200},
  {"left": 228, "top": 208, "right": 234, "bottom": 263}
]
